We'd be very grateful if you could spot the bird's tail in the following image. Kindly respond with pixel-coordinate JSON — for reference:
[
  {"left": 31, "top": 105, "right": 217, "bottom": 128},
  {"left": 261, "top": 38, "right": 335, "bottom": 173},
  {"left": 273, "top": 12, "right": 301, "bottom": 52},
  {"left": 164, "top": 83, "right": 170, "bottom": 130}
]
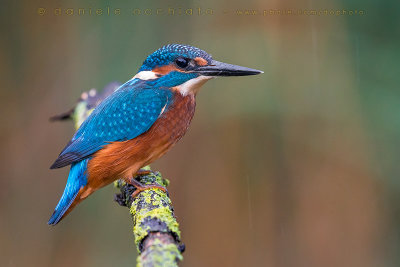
[{"left": 48, "top": 158, "right": 89, "bottom": 225}]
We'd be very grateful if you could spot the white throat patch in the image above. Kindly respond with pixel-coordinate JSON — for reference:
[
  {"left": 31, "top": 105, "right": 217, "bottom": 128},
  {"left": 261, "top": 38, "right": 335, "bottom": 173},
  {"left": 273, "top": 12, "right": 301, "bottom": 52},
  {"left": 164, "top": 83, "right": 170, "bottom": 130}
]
[{"left": 175, "top": 76, "right": 214, "bottom": 96}]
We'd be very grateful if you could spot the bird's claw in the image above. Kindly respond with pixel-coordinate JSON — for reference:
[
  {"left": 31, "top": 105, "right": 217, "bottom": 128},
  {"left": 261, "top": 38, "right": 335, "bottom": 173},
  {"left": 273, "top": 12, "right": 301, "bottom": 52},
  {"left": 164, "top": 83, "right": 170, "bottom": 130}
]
[{"left": 128, "top": 178, "right": 169, "bottom": 199}]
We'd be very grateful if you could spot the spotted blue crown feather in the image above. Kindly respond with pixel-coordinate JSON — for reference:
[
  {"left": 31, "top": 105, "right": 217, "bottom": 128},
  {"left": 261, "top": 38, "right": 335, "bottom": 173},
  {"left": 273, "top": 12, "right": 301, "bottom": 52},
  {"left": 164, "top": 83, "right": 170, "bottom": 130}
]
[{"left": 139, "top": 44, "right": 213, "bottom": 71}]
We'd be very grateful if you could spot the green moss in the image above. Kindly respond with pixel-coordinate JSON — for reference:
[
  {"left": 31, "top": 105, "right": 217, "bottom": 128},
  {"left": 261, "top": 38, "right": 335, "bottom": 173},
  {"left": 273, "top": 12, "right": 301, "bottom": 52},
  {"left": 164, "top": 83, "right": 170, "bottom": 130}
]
[
  {"left": 141, "top": 165, "right": 151, "bottom": 171},
  {"left": 113, "top": 179, "right": 126, "bottom": 188},
  {"left": 136, "top": 239, "right": 182, "bottom": 267},
  {"left": 72, "top": 102, "right": 91, "bottom": 129},
  {"left": 131, "top": 190, "right": 180, "bottom": 249},
  {"left": 132, "top": 205, "right": 180, "bottom": 245},
  {"left": 129, "top": 171, "right": 180, "bottom": 250}
]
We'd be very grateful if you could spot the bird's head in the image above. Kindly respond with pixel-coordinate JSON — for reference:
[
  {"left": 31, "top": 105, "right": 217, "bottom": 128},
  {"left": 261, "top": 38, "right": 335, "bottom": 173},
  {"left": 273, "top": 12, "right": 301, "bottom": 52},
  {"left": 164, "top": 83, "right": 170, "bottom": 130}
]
[{"left": 133, "top": 44, "right": 263, "bottom": 95}]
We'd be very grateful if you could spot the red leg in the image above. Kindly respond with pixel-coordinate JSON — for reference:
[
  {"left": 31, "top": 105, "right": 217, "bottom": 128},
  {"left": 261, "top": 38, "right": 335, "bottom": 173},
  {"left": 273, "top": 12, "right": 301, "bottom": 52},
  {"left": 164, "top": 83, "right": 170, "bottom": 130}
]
[
  {"left": 127, "top": 177, "right": 168, "bottom": 199},
  {"left": 135, "top": 169, "right": 153, "bottom": 176}
]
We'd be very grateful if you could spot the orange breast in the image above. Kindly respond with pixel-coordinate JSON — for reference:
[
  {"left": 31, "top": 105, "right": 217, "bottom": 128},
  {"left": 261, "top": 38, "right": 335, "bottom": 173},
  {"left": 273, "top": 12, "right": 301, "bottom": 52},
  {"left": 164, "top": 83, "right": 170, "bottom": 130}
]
[{"left": 86, "top": 92, "right": 196, "bottom": 190}]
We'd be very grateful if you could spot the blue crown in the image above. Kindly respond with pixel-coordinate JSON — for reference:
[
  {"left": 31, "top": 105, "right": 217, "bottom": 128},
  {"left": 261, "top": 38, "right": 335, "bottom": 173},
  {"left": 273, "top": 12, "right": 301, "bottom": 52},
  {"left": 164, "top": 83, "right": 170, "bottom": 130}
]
[{"left": 139, "top": 44, "right": 213, "bottom": 71}]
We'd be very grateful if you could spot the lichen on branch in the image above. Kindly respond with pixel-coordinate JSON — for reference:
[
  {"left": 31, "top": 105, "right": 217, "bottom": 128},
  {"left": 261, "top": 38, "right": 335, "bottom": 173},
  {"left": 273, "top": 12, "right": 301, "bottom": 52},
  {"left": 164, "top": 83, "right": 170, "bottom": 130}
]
[{"left": 114, "top": 169, "right": 184, "bottom": 266}]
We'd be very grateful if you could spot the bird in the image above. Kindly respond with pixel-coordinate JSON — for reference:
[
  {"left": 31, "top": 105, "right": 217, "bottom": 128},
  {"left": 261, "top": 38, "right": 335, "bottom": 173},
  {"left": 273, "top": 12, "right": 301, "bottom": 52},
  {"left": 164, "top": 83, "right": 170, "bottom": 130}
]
[{"left": 48, "top": 44, "right": 263, "bottom": 225}]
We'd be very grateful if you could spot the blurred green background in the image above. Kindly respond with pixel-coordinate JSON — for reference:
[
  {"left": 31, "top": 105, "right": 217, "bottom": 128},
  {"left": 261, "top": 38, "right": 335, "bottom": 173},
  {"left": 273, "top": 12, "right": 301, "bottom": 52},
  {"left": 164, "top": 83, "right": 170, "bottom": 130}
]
[{"left": 1, "top": 0, "right": 400, "bottom": 266}]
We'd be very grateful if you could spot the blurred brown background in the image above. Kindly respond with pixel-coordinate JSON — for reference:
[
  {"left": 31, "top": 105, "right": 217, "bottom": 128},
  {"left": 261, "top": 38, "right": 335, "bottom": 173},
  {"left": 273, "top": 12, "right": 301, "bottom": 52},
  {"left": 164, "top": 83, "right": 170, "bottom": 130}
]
[{"left": 1, "top": 0, "right": 399, "bottom": 266}]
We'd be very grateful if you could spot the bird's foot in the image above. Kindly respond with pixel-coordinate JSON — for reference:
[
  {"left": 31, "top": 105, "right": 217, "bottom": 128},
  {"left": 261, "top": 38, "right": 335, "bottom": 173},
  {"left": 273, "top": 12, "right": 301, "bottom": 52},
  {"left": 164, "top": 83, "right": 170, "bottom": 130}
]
[
  {"left": 128, "top": 178, "right": 169, "bottom": 199},
  {"left": 135, "top": 168, "right": 155, "bottom": 177}
]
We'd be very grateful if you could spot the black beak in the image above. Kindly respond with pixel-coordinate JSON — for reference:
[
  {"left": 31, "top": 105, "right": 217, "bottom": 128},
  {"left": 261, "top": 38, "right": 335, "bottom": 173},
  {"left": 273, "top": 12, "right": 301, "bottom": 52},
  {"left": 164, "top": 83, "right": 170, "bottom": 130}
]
[{"left": 195, "top": 60, "right": 263, "bottom": 77}]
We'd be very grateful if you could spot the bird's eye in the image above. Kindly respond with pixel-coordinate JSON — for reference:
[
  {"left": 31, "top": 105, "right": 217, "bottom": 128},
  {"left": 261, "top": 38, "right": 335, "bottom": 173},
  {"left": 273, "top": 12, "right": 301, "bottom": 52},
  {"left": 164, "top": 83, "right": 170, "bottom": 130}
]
[{"left": 175, "top": 57, "right": 189, "bottom": 68}]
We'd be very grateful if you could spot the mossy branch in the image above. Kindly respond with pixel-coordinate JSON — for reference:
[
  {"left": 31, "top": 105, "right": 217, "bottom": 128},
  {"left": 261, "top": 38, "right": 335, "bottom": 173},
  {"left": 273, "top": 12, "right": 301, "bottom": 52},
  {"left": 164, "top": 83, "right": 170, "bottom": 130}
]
[
  {"left": 52, "top": 83, "right": 184, "bottom": 267},
  {"left": 114, "top": 169, "right": 184, "bottom": 266}
]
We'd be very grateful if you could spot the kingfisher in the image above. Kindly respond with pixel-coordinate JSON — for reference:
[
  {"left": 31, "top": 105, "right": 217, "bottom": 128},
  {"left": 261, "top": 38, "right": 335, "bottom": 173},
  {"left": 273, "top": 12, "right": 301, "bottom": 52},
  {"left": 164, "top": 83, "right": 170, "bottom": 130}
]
[{"left": 48, "top": 44, "right": 262, "bottom": 225}]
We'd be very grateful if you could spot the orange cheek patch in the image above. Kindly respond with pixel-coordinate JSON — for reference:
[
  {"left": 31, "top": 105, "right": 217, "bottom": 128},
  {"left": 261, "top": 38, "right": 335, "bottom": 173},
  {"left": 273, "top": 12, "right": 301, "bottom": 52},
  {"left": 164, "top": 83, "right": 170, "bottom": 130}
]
[
  {"left": 153, "top": 64, "right": 184, "bottom": 75},
  {"left": 194, "top": 57, "right": 208, "bottom": 66}
]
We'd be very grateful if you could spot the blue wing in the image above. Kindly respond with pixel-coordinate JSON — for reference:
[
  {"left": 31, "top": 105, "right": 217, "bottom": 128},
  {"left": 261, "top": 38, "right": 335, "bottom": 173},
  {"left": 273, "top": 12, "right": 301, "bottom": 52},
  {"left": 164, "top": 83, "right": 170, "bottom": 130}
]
[{"left": 50, "top": 81, "right": 173, "bottom": 169}]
